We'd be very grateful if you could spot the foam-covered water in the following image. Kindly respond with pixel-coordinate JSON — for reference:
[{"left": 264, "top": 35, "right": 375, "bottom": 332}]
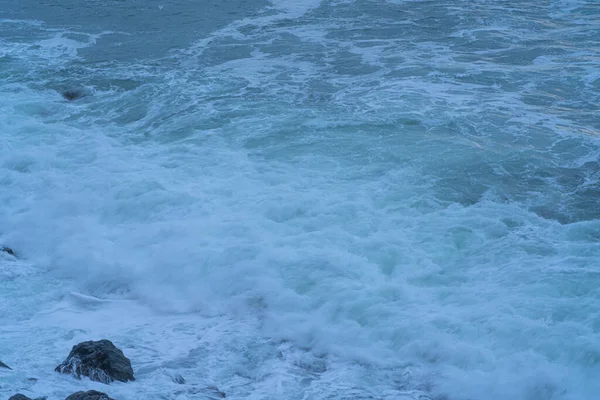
[{"left": 1, "top": 1, "right": 599, "bottom": 399}]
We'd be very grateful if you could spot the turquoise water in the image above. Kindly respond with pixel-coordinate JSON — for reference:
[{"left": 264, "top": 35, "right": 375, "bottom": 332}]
[{"left": 1, "top": 1, "right": 599, "bottom": 399}]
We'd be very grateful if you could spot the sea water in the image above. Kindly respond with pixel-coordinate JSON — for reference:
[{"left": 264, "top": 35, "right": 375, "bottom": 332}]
[{"left": 1, "top": 1, "right": 599, "bottom": 399}]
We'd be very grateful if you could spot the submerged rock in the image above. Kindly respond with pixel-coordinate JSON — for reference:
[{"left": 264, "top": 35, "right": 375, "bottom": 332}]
[
  {"left": 65, "top": 390, "right": 115, "bottom": 400},
  {"left": 204, "top": 386, "right": 226, "bottom": 398},
  {"left": 0, "top": 360, "right": 12, "bottom": 369},
  {"left": 176, "top": 386, "right": 226, "bottom": 399},
  {"left": 172, "top": 373, "right": 185, "bottom": 384},
  {"left": 2, "top": 247, "right": 15, "bottom": 256},
  {"left": 55, "top": 339, "right": 134, "bottom": 384},
  {"left": 62, "top": 89, "right": 87, "bottom": 101}
]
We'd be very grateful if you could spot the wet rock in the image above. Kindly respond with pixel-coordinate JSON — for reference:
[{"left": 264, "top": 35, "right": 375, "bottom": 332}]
[
  {"left": 8, "top": 395, "right": 45, "bottom": 400},
  {"left": 172, "top": 373, "right": 185, "bottom": 384},
  {"left": 65, "top": 390, "right": 115, "bottom": 400},
  {"left": 0, "top": 360, "right": 12, "bottom": 369},
  {"left": 9, "top": 395, "right": 32, "bottom": 400},
  {"left": 62, "top": 89, "right": 87, "bottom": 101},
  {"left": 2, "top": 247, "right": 15, "bottom": 256},
  {"left": 55, "top": 339, "right": 134, "bottom": 384}
]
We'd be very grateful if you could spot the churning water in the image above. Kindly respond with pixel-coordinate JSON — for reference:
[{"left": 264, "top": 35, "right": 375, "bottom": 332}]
[{"left": 1, "top": 1, "right": 599, "bottom": 399}]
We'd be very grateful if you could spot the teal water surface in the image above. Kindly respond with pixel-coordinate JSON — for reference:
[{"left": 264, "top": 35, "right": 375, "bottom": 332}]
[{"left": 1, "top": 1, "right": 599, "bottom": 399}]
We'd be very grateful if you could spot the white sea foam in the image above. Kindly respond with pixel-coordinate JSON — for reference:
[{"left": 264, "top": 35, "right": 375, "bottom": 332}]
[{"left": 1, "top": 1, "right": 599, "bottom": 400}]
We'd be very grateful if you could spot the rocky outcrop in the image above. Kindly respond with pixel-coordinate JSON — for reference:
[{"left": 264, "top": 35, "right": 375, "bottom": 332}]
[
  {"left": 55, "top": 340, "right": 134, "bottom": 384},
  {"left": 65, "top": 390, "right": 115, "bottom": 400},
  {"left": 0, "top": 360, "right": 12, "bottom": 369}
]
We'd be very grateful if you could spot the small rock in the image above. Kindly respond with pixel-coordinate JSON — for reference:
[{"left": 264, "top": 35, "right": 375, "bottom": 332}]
[
  {"left": 2, "top": 247, "right": 15, "bottom": 256},
  {"left": 9, "top": 395, "right": 32, "bottom": 400},
  {"left": 55, "top": 339, "right": 134, "bottom": 384},
  {"left": 65, "top": 390, "right": 115, "bottom": 400},
  {"left": 9, "top": 396, "right": 46, "bottom": 400},
  {"left": 172, "top": 373, "right": 185, "bottom": 384},
  {"left": 0, "top": 360, "right": 12, "bottom": 369},
  {"left": 62, "top": 89, "right": 87, "bottom": 101}
]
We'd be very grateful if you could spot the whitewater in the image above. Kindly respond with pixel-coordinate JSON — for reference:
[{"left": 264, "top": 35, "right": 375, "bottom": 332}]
[{"left": 1, "top": 0, "right": 599, "bottom": 399}]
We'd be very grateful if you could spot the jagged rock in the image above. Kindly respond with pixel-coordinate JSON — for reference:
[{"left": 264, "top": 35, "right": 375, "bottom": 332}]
[
  {"left": 65, "top": 390, "right": 115, "bottom": 400},
  {"left": 55, "top": 339, "right": 134, "bottom": 384},
  {"left": 2, "top": 247, "right": 15, "bottom": 256},
  {"left": 62, "top": 89, "right": 87, "bottom": 101},
  {"left": 0, "top": 360, "right": 12, "bottom": 369}
]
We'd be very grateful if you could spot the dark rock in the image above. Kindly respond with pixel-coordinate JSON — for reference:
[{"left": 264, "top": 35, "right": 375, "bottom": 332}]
[
  {"left": 55, "top": 339, "right": 134, "bottom": 384},
  {"left": 8, "top": 395, "right": 45, "bottom": 400},
  {"left": 2, "top": 247, "right": 15, "bottom": 256},
  {"left": 172, "top": 373, "right": 185, "bottom": 384},
  {"left": 62, "top": 89, "right": 87, "bottom": 101},
  {"left": 0, "top": 360, "right": 12, "bottom": 369},
  {"left": 9, "top": 395, "right": 32, "bottom": 400},
  {"left": 65, "top": 390, "right": 115, "bottom": 400}
]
